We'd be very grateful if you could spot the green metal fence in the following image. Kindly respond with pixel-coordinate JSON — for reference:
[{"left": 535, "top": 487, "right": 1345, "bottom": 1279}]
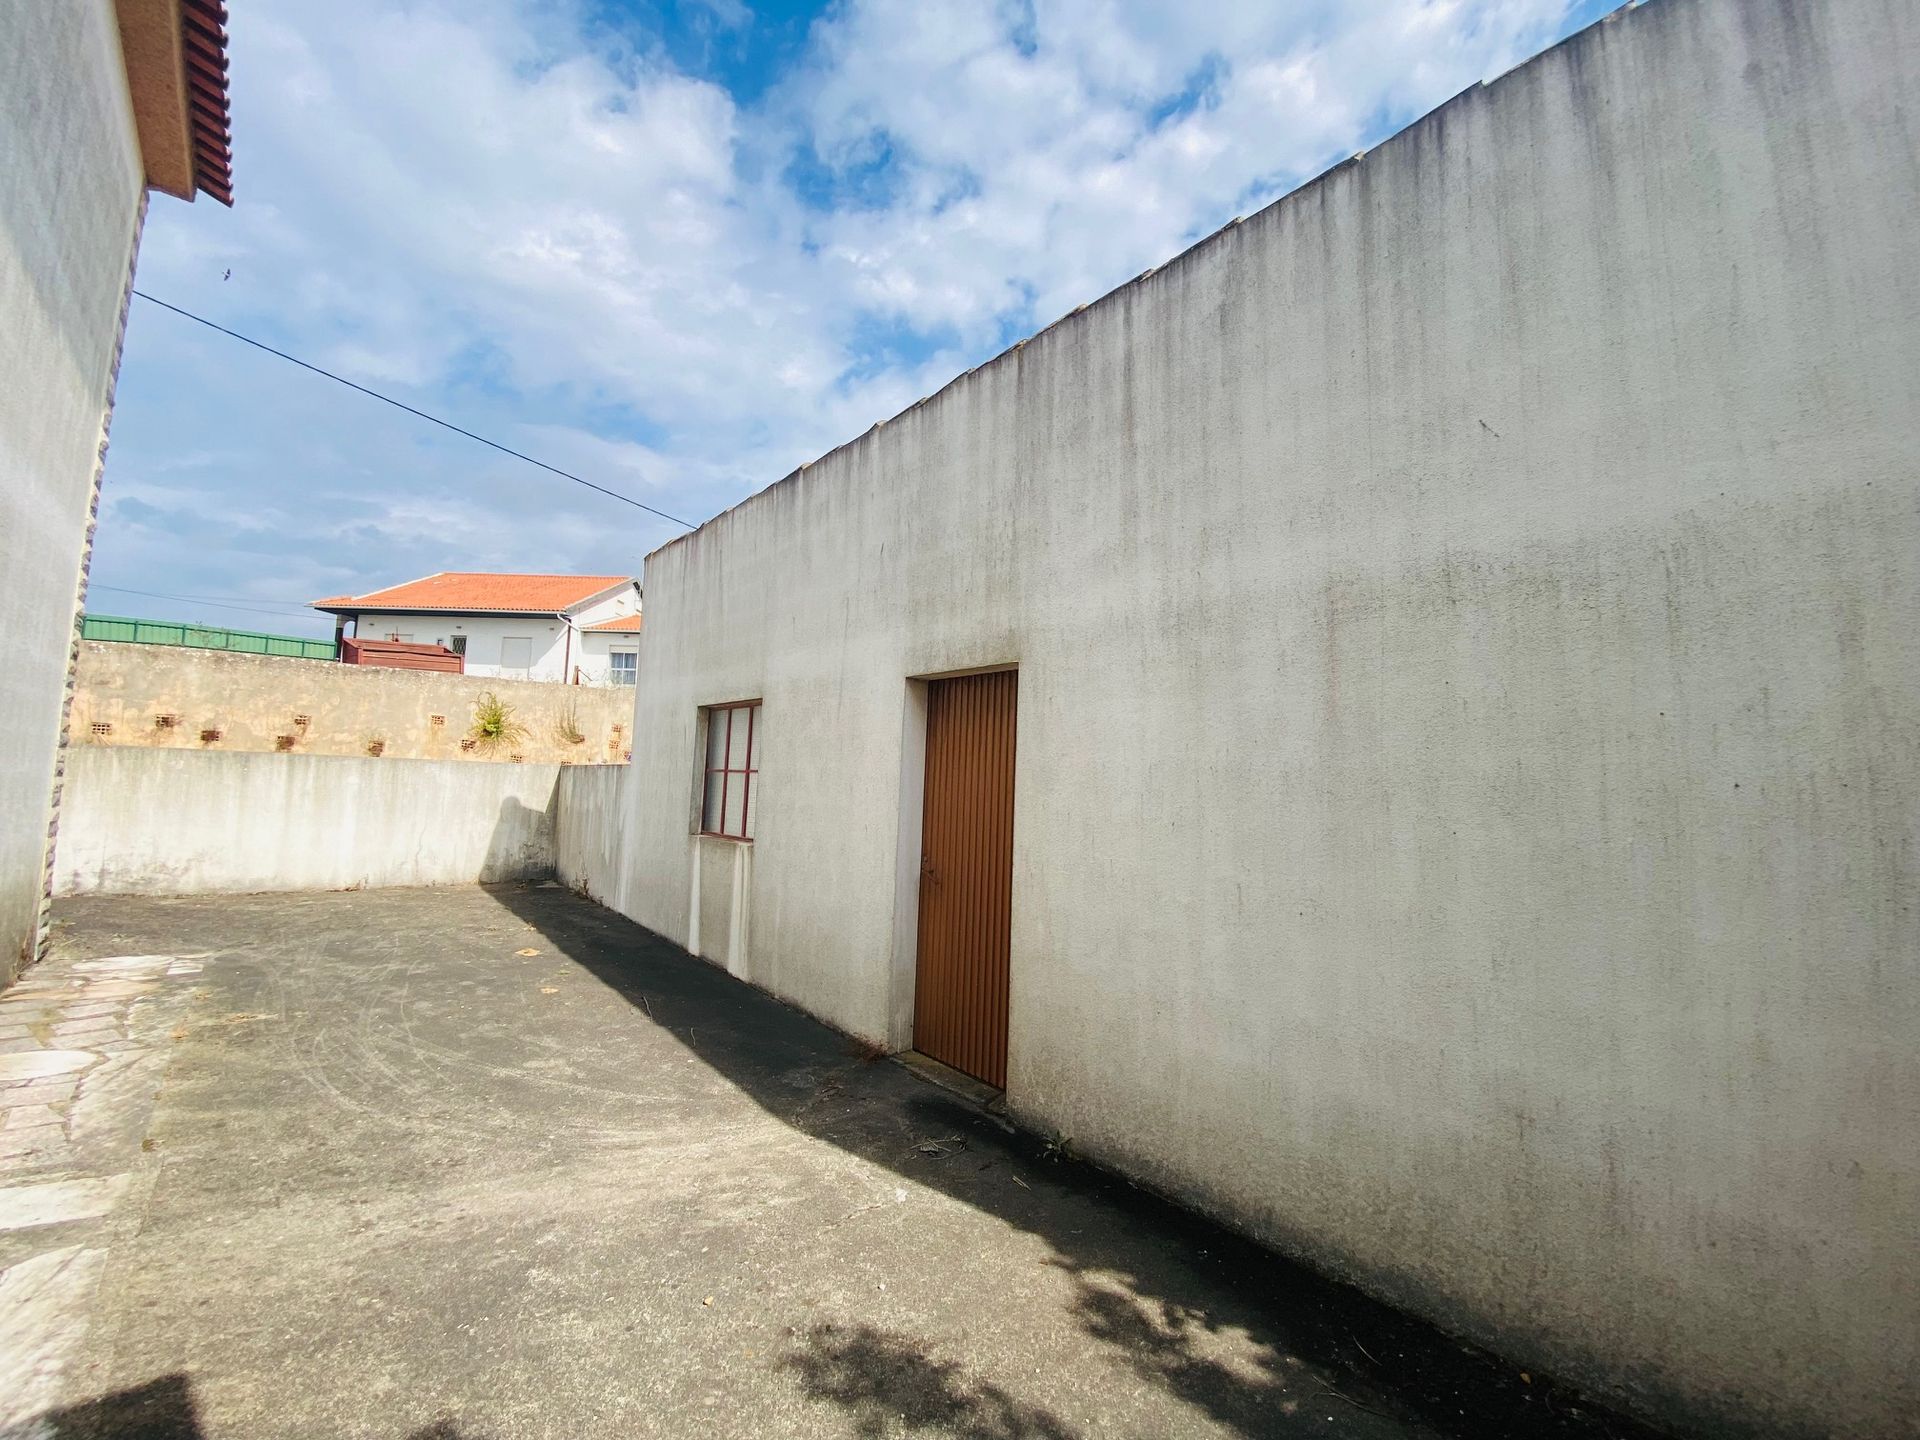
[{"left": 81, "top": 613, "right": 337, "bottom": 661}]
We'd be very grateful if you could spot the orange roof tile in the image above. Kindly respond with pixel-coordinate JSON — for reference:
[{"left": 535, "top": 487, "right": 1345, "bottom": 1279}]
[
  {"left": 313, "top": 573, "right": 633, "bottom": 615},
  {"left": 582, "top": 613, "right": 644, "bottom": 633}
]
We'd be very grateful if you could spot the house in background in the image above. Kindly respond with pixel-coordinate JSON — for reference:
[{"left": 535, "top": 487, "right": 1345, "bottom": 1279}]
[
  {"left": 314, "top": 573, "right": 639, "bottom": 684},
  {"left": 576, "top": 611, "right": 642, "bottom": 686},
  {"left": 2, "top": 0, "right": 235, "bottom": 982}
]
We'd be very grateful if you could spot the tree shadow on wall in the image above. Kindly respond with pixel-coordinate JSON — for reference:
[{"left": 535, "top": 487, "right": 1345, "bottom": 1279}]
[
  {"left": 480, "top": 795, "right": 557, "bottom": 884},
  {"left": 483, "top": 882, "right": 1677, "bottom": 1440}
]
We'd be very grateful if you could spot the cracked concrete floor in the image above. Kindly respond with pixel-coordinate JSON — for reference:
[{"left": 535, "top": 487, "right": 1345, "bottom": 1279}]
[{"left": 0, "top": 886, "right": 1669, "bottom": 1440}]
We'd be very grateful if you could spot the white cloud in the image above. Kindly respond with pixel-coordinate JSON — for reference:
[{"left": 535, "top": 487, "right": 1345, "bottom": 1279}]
[{"left": 105, "top": 0, "right": 1590, "bottom": 629}]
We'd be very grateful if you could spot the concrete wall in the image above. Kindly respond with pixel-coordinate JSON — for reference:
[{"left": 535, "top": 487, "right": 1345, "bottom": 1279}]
[
  {"left": 70, "top": 642, "right": 636, "bottom": 764},
  {"left": 52, "top": 748, "right": 584, "bottom": 896},
  {"left": 0, "top": 0, "right": 145, "bottom": 981},
  {"left": 613, "top": 1, "right": 1920, "bottom": 1434},
  {"left": 553, "top": 764, "right": 633, "bottom": 909}
]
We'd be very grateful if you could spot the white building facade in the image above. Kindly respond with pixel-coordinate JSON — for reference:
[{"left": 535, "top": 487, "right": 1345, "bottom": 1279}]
[
  {"left": 604, "top": 3, "right": 1920, "bottom": 1437},
  {"left": 317, "top": 574, "right": 639, "bottom": 684},
  {"left": 2, "top": 0, "right": 234, "bottom": 983},
  {"left": 574, "top": 614, "right": 642, "bottom": 687}
]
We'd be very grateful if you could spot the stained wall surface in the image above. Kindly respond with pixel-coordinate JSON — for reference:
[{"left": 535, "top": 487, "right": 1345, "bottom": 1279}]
[
  {"left": 554, "top": 763, "right": 633, "bottom": 909},
  {"left": 611, "top": 1, "right": 1920, "bottom": 1433},
  {"left": 0, "top": 0, "right": 145, "bottom": 981},
  {"left": 52, "top": 749, "right": 574, "bottom": 896}
]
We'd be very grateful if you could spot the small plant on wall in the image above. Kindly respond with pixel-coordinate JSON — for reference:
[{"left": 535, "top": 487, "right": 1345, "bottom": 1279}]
[
  {"left": 554, "top": 698, "right": 586, "bottom": 746},
  {"left": 364, "top": 736, "right": 386, "bottom": 758},
  {"left": 469, "top": 692, "right": 526, "bottom": 755}
]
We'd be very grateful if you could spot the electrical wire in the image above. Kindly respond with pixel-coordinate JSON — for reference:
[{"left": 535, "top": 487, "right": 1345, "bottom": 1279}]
[
  {"left": 90, "top": 582, "right": 313, "bottom": 611},
  {"left": 130, "top": 290, "right": 698, "bottom": 529},
  {"left": 84, "top": 583, "right": 330, "bottom": 623}
]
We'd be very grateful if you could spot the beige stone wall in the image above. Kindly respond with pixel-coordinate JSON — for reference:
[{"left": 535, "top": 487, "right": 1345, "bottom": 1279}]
[{"left": 68, "top": 642, "right": 635, "bottom": 765}]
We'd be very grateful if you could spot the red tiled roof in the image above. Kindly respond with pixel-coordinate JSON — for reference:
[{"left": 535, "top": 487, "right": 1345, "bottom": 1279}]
[
  {"left": 313, "top": 573, "right": 633, "bottom": 615},
  {"left": 581, "top": 613, "right": 644, "bottom": 633},
  {"left": 181, "top": 0, "right": 235, "bottom": 205}
]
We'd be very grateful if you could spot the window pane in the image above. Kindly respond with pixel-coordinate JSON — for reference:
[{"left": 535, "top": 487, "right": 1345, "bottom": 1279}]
[
  {"left": 743, "top": 772, "right": 756, "bottom": 840},
  {"left": 733, "top": 702, "right": 756, "bottom": 771},
  {"left": 723, "top": 772, "right": 747, "bottom": 837},
  {"left": 699, "top": 704, "right": 759, "bottom": 837},
  {"left": 501, "top": 637, "right": 532, "bottom": 671}
]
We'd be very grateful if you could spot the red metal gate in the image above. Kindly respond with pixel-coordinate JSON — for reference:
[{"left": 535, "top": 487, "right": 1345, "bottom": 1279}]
[{"left": 914, "top": 670, "right": 1017, "bottom": 1088}]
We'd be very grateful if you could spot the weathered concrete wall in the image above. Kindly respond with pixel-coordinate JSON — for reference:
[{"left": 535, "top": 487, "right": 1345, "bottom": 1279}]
[
  {"left": 70, "top": 642, "right": 636, "bottom": 764},
  {"left": 615, "top": 1, "right": 1920, "bottom": 1434},
  {"left": 53, "top": 749, "right": 568, "bottom": 896},
  {"left": 553, "top": 764, "right": 632, "bottom": 909},
  {"left": 0, "top": 0, "right": 144, "bottom": 982}
]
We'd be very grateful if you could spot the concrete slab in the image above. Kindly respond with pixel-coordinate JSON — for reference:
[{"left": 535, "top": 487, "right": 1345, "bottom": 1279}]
[
  {"left": 0, "top": 1245, "right": 107, "bottom": 1424},
  {"left": 0, "top": 1051, "right": 93, "bottom": 1084},
  {"left": 15, "top": 887, "right": 1672, "bottom": 1440},
  {"left": 0, "top": 1176, "right": 128, "bottom": 1231}
]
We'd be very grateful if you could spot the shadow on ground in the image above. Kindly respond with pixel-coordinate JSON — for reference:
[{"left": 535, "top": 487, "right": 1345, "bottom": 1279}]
[
  {"left": 2, "top": 1375, "right": 203, "bottom": 1440},
  {"left": 486, "top": 882, "right": 1670, "bottom": 1440},
  {"left": 2, "top": 1374, "right": 485, "bottom": 1440},
  {"left": 782, "top": 1322, "right": 1079, "bottom": 1440}
]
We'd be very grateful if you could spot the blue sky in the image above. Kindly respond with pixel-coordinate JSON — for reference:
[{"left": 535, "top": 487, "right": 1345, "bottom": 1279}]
[{"left": 98, "top": 0, "right": 1620, "bottom": 638}]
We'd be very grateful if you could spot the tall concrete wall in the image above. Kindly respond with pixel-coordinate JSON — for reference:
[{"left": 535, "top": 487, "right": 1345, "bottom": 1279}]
[
  {"left": 554, "top": 764, "right": 633, "bottom": 909},
  {"left": 0, "top": 0, "right": 145, "bottom": 982},
  {"left": 614, "top": 1, "right": 1920, "bottom": 1433},
  {"left": 70, "top": 642, "right": 637, "bottom": 765},
  {"left": 52, "top": 749, "right": 583, "bottom": 897}
]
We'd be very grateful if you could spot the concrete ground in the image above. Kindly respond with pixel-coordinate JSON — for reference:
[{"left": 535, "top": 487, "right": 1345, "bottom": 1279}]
[{"left": 1, "top": 885, "right": 1670, "bottom": 1439}]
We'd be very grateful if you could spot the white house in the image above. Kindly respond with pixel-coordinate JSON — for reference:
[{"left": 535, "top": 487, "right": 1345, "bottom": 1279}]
[
  {"left": 3, "top": 0, "right": 235, "bottom": 983},
  {"left": 574, "top": 611, "right": 642, "bottom": 686},
  {"left": 314, "top": 573, "right": 639, "bottom": 684}
]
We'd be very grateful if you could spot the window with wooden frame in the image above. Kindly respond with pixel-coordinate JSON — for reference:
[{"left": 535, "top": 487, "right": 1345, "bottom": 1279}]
[{"left": 700, "top": 701, "right": 760, "bottom": 839}]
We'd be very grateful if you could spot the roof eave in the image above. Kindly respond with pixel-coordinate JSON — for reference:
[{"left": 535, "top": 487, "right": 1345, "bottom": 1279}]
[
  {"left": 315, "top": 604, "right": 571, "bottom": 618},
  {"left": 558, "top": 578, "right": 642, "bottom": 616},
  {"left": 113, "top": 0, "right": 234, "bottom": 207}
]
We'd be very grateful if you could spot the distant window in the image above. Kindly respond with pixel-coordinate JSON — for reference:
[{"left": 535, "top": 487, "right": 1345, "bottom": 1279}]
[
  {"left": 500, "top": 637, "right": 532, "bottom": 674},
  {"left": 700, "top": 702, "right": 759, "bottom": 840},
  {"left": 610, "top": 650, "right": 637, "bottom": 686},
  {"left": 448, "top": 636, "right": 467, "bottom": 656}
]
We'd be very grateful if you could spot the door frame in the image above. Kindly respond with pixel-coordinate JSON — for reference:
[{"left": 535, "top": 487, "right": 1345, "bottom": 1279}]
[{"left": 886, "top": 663, "right": 1019, "bottom": 1070}]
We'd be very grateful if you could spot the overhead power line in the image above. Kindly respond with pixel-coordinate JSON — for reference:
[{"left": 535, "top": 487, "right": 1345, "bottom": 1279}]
[
  {"left": 91, "top": 582, "right": 313, "bottom": 611},
  {"left": 131, "top": 291, "right": 697, "bottom": 530},
  {"left": 86, "top": 583, "right": 329, "bottom": 622}
]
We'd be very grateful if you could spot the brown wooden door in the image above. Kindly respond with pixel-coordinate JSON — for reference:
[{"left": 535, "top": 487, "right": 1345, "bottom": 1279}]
[{"left": 915, "top": 670, "right": 1017, "bottom": 1088}]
